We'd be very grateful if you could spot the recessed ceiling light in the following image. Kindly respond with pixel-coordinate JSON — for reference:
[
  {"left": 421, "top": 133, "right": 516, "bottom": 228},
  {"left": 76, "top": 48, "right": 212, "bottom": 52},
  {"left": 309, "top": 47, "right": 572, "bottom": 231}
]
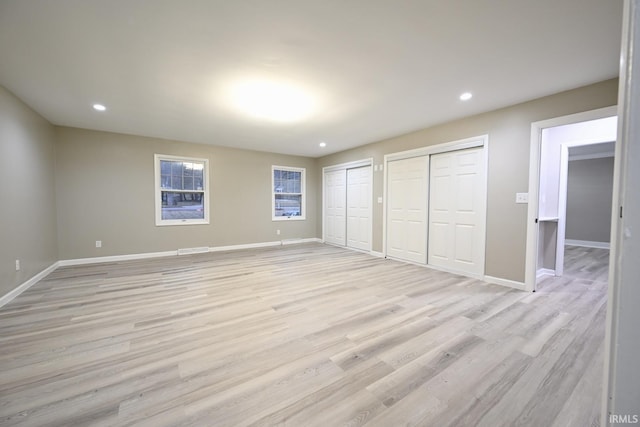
[
  {"left": 459, "top": 92, "right": 473, "bottom": 101},
  {"left": 92, "top": 103, "right": 106, "bottom": 111},
  {"left": 227, "top": 79, "right": 316, "bottom": 123},
  {"left": 319, "top": 142, "right": 327, "bottom": 148}
]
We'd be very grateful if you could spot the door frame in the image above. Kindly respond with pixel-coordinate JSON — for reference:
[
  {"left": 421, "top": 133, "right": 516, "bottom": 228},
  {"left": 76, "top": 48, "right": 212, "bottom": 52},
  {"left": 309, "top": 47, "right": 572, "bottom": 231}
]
[
  {"left": 556, "top": 139, "right": 616, "bottom": 276},
  {"left": 382, "top": 135, "right": 489, "bottom": 275},
  {"left": 322, "top": 158, "right": 373, "bottom": 250},
  {"left": 524, "top": 105, "right": 618, "bottom": 292}
]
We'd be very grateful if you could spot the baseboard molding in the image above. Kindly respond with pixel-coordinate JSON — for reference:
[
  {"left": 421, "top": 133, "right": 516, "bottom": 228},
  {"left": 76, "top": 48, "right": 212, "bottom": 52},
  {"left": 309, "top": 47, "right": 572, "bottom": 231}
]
[
  {"left": 208, "top": 241, "right": 281, "bottom": 252},
  {"left": 2, "top": 239, "right": 324, "bottom": 307},
  {"left": 423, "top": 263, "right": 485, "bottom": 281},
  {"left": 484, "top": 275, "right": 527, "bottom": 291},
  {"left": 281, "top": 237, "right": 322, "bottom": 246},
  {"left": 59, "top": 238, "right": 323, "bottom": 266},
  {"left": 565, "top": 239, "right": 610, "bottom": 249},
  {"left": 0, "top": 261, "right": 59, "bottom": 308},
  {"left": 537, "top": 268, "right": 555, "bottom": 278},
  {"left": 370, "top": 251, "right": 384, "bottom": 258},
  {"left": 59, "top": 250, "right": 178, "bottom": 267}
]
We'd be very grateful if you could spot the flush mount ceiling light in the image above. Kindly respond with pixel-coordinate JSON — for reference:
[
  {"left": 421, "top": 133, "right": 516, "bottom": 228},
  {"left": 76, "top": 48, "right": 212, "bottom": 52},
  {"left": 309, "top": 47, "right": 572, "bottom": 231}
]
[
  {"left": 459, "top": 92, "right": 473, "bottom": 101},
  {"left": 92, "top": 103, "right": 107, "bottom": 111},
  {"left": 228, "top": 79, "right": 316, "bottom": 123},
  {"left": 319, "top": 142, "right": 327, "bottom": 148}
]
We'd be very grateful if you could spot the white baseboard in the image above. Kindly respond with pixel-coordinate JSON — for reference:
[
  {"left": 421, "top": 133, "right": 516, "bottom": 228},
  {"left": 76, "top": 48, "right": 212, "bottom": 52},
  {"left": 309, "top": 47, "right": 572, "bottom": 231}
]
[
  {"left": 0, "top": 261, "right": 59, "bottom": 308},
  {"left": 483, "top": 275, "right": 527, "bottom": 291},
  {"left": 59, "top": 250, "right": 178, "bottom": 267},
  {"left": 281, "top": 237, "right": 322, "bottom": 246},
  {"left": 370, "top": 251, "right": 384, "bottom": 258},
  {"left": 2, "top": 239, "right": 324, "bottom": 307},
  {"left": 536, "top": 268, "right": 555, "bottom": 278},
  {"left": 60, "top": 238, "right": 323, "bottom": 266},
  {"left": 208, "top": 241, "right": 281, "bottom": 252},
  {"left": 565, "top": 239, "right": 610, "bottom": 249}
]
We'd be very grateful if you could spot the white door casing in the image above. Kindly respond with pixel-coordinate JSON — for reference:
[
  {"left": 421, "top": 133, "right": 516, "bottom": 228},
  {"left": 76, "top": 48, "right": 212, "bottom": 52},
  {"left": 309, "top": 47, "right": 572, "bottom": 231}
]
[
  {"left": 428, "top": 147, "right": 487, "bottom": 276},
  {"left": 347, "top": 166, "right": 372, "bottom": 251},
  {"left": 525, "top": 106, "right": 618, "bottom": 292},
  {"left": 386, "top": 156, "right": 429, "bottom": 263}
]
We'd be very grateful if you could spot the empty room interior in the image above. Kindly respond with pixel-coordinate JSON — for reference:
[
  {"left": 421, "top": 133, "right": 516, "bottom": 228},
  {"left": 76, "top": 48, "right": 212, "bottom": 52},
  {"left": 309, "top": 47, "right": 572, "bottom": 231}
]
[{"left": 1, "top": 1, "right": 639, "bottom": 426}]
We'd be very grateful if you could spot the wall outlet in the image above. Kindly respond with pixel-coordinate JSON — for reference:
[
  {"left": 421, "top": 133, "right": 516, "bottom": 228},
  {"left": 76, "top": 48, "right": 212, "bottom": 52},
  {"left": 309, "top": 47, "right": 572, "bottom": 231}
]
[
  {"left": 96, "top": 240, "right": 102, "bottom": 248},
  {"left": 515, "top": 193, "right": 529, "bottom": 204},
  {"left": 377, "top": 196, "right": 383, "bottom": 204},
  {"left": 15, "top": 259, "right": 20, "bottom": 271},
  {"left": 276, "top": 229, "right": 281, "bottom": 235}
]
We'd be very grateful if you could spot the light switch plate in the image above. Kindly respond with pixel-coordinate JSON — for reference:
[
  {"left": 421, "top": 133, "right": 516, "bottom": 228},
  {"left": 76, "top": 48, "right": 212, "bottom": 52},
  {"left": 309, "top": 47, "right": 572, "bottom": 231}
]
[{"left": 377, "top": 197, "right": 383, "bottom": 204}]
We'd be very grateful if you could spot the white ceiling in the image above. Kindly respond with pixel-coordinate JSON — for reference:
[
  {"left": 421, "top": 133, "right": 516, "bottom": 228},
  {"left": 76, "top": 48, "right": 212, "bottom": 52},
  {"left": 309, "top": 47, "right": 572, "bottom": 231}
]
[{"left": 0, "top": 0, "right": 623, "bottom": 157}]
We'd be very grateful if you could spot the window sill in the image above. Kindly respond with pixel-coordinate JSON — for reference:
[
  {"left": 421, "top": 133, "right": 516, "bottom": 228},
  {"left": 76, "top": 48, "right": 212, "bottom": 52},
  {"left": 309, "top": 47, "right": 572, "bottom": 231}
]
[{"left": 272, "top": 216, "right": 306, "bottom": 221}]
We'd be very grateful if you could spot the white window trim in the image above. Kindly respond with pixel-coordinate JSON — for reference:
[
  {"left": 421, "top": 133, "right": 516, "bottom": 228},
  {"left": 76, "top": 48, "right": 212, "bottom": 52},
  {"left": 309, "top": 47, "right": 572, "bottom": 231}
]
[
  {"left": 154, "top": 154, "right": 210, "bottom": 226},
  {"left": 272, "top": 165, "right": 306, "bottom": 221}
]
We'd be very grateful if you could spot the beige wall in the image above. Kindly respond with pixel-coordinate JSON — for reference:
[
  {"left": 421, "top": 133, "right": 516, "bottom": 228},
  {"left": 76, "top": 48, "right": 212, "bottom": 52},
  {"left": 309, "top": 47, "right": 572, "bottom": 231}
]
[
  {"left": 566, "top": 157, "right": 614, "bottom": 243},
  {"left": 55, "top": 127, "right": 318, "bottom": 260},
  {"left": 0, "top": 78, "right": 620, "bottom": 294},
  {"left": 316, "top": 79, "right": 618, "bottom": 282},
  {"left": 0, "top": 86, "right": 58, "bottom": 296}
]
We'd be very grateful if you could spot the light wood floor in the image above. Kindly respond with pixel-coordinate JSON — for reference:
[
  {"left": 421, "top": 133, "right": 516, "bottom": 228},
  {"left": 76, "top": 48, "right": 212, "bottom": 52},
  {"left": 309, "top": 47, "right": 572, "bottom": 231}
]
[{"left": 0, "top": 243, "right": 608, "bottom": 426}]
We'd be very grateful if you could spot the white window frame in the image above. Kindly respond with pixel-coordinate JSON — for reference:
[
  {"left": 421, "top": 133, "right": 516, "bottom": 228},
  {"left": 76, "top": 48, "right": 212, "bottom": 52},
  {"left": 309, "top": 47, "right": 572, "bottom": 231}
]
[
  {"left": 154, "top": 154, "right": 210, "bottom": 226},
  {"left": 272, "top": 165, "right": 306, "bottom": 221}
]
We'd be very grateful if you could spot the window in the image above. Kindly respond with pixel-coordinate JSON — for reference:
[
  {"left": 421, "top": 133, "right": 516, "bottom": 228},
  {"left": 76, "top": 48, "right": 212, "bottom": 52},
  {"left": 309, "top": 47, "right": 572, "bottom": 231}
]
[
  {"left": 272, "top": 166, "right": 306, "bottom": 220},
  {"left": 155, "top": 154, "right": 209, "bottom": 226}
]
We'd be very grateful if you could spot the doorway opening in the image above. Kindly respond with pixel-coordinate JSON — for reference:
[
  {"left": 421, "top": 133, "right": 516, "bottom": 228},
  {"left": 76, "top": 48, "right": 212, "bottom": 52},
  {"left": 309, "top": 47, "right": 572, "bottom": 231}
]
[{"left": 524, "top": 106, "right": 617, "bottom": 292}]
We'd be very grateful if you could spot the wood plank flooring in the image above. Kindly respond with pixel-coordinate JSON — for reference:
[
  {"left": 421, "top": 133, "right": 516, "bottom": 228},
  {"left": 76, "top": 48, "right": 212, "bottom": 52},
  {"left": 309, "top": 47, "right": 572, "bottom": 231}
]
[{"left": 0, "top": 243, "right": 608, "bottom": 426}]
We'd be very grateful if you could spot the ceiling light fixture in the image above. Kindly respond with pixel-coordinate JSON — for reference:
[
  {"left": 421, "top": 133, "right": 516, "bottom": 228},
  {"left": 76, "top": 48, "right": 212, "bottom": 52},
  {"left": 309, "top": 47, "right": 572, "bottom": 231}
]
[
  {"left": 228, "top": 79, "right": 316, "bottom": 123},
  {"left": 459, "top": 92, "right": 473, "bottom": 101},
  {"left": 92, "top": 103, "right": 107, "bottom": 111},
  {"left": 319, "top": 142, "right": 327, "bottom": 148}
]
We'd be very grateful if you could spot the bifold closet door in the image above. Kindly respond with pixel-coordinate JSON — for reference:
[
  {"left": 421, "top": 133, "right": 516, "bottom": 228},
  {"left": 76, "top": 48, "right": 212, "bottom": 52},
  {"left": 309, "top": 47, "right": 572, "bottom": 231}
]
[
  {"left": 346, "top": 166, "right": 372, "bottom": 251},
  {"left": 324, "top": 169, "right": 346, "bottom": 246},
  {"left": 428, "top": 147, "right": 486, "bottom": 275},
  {"left": 386, "top": 156, "right": 429, "bottom": 263}
]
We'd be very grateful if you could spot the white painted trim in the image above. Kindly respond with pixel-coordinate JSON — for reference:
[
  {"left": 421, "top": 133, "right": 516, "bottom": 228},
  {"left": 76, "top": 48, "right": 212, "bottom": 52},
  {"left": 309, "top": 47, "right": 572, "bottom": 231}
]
[
  {"left": 59, "top": 250, "right": 178, "bottom": 266},
  {"left": 59, "top": 239, "right": 323, "bottom": 267},
  {"left": 154, "top": 154, "right": 210, "bottom": 227},
  {"left": 209, "top": 241, "right": 281, "bottom": 252},
  {"left": 177, "top": 247, "right": 209, "bottom": 255},
  {"left": 525, "top": 105, "right": 618, "bottom": 293},
  {"left": 558, "top": 137, "right": 616, "bottom": 275},
  {"left": 272, "top": 165, "right": 307, "bottom": 221},
  {"left": 281, "top": 238, "right": 322, "bottom": 246},
  {"left": 384, "top": 252, "right": 524, "bottom": 291},
  {"left": 556, "top": 144, "right": 569, "bottom": 276},
  {"left": 603, "top": 2, "right": 639, "bottom": 422},
  {"left": 536, "top": 268, "right": 556, "bottom": 278},
  {"left": 370, "top": 251, "right": 384, "bottom": 258},
  {"left": 384, "top": 135, "right": 487, "bottom": 162},
  {"left": 483, "top": 275, "right": 527, "bottom": 291},
  {"left": 565, "top": 239, "right": 611, "bottom": 249},
  {"left": 422, "top": 262, "right": 485, "bottom": 281},
  {"left": 322, "top": 158, "right": 373, "bottom": 173},
  {"left": 569, "top": 151, "right": 615, "bottom": 161},
  {"left": 0, "top": 262, "right": 60, "bottom": 308}
]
